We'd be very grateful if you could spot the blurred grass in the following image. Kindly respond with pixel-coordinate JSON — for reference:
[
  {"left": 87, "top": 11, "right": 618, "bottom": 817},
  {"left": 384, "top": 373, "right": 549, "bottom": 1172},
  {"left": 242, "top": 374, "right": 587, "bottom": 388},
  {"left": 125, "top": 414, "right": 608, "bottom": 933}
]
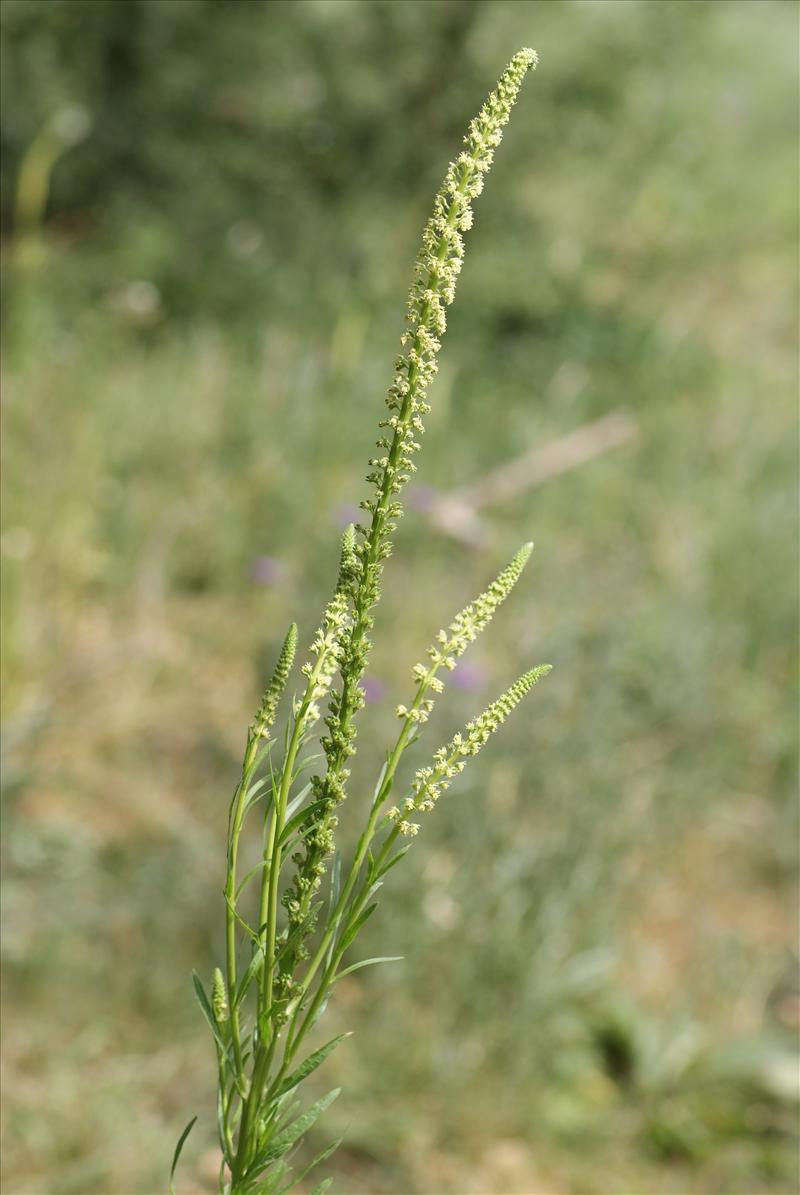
[{"left": 1, "top": 2, "right": 798, "bottom": 1193}]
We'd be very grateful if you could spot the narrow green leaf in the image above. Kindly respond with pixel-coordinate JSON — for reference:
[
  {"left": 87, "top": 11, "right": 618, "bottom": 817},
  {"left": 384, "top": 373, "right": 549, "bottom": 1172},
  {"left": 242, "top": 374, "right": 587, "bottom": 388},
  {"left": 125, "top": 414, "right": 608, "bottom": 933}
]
[
  {"left": 292, "top": 1142, "right": 344, "bottom": 1190},
  {"left": 243, "top": 777, "right": 273, "bottom": 818},
  {"left": 283, "top": 781, "right": 312, "bottom": 823},
  {"left": 223, "top": 891, "right": 260, "bottom": 944},
  {"left": 192, "top": 970, "right": 217, "bottom": 1026},
  {"left": 330, "top": 850, "right": 342, "bottom": 908},
  {"left": 245, "top": 776, "right": 270, "bottom": 802},
  {"left": 169, "top": 1114, "right": 197, "bottom": 1195},
  {"left": 247, "top": 1158, "right": 290, "bottom": 1195},
  {"left": 293, "top": 751, "right": 322, "bottom": 777},
  {"left": 279, "top": 797, "right": 328, "bottom": 848},
  {"left": 235, "top": 858, "right": 269, "bottom": 901},
  {"left": 256, "top": 1088, "right": 340, "bottom": 1165},
  {"left": 192, "top": 971, "right": 234, "bottom": 1062},
  {"left": 275, "top": 1095, "right": 301, "bottom": 1128},
  {"left": 233, "top": 944, "right": 265, "bottom": 1008},
  {"left": 336, "top": 955, "right": 403, "bottom": 981},
  {"left": 339, "top": 901, "right": 377, "bottom": 954},
  {"left": 326, "top": 852, "right": 342, "bottom": 969},
  {"left": 375, "top": 844, "right": 411, "bottom": 879},
  {"left": 252, "top": 738, "right": 273, "bottom": 770},
  {"left": 309, "top": 1181, "right": 332, "bottom": 1195},
  {"left": 273, "top": 1034, "right": 350, "bottom": 1099},
  {"left": 310, "top": 995, "right": 329, "bottom": 1027},
  {"left": 372, "top": 761, "right": 388, "bottom": 800}
]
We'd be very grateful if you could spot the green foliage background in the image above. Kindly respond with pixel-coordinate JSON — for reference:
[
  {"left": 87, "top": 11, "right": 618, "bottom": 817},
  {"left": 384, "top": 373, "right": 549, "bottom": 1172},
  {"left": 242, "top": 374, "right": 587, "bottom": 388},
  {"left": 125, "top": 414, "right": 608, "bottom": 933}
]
[{"left": 1, "top": 2, "right": 797, "bottom": 1193}]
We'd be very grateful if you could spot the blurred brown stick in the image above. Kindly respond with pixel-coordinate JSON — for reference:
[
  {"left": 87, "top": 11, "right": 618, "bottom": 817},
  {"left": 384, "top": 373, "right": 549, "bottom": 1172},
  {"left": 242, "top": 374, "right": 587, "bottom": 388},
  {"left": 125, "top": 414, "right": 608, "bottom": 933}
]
[{"left": 426, "top": 409, "right": 637, "bottom": 545}]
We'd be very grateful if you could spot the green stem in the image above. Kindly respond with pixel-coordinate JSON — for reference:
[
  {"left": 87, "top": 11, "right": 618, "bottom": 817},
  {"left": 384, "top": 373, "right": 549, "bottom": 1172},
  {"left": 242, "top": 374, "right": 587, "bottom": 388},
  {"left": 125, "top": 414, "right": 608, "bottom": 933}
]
[
  {"left": 260, "top": 710, "right": 306, "bottom": 1012},
  {"left": 291, "top": 627, "right": 455, "bottom": 1015},
  {"left": 224, "top": 736, "right": 260, "bottom": 1082},
  {"left": 287, "top": 826, "right": 401, "bottom": 1064},
  {"left": 233, "top": 639, "right": 337, "bottom": 1183},
  {"left": 231, "top": 1029, "right": 278, "bottom": 1183}
]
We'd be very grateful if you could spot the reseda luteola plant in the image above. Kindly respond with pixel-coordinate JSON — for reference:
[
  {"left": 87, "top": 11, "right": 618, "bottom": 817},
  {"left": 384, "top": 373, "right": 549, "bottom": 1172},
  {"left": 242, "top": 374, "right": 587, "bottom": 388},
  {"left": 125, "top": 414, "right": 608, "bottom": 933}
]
[{"left": 172, "top": 48, "right": 548, "bottom": 1195}]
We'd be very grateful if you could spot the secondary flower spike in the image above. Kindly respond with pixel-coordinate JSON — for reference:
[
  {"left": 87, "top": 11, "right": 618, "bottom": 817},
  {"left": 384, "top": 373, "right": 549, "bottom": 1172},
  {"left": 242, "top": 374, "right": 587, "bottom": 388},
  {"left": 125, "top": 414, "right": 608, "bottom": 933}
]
[
  {"left": 395, "top": 665, "right": 553, "bottom": 825},
  {"left": 395, "top": 543, "right": 535, "bottom": 727}
]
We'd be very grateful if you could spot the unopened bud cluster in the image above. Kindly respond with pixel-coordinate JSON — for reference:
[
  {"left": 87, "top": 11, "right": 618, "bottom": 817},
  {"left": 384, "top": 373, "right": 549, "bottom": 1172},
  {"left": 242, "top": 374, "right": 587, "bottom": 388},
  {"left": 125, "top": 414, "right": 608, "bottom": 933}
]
[
  {"left": 251, "top": 622, "right": 297, "bottom": 741},
  {"left": 212, "top": 967, "right": 228, "bottom": 1024}
]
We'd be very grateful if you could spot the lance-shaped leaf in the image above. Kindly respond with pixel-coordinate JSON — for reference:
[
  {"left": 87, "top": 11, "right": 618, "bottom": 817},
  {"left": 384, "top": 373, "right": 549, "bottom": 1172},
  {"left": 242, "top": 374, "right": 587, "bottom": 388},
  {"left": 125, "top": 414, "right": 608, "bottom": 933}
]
[
  {"left": 169, "top": 1115, "right": 196, "bottom": 1195},
  {"left": 254, "top": 1088, "right": 341, "bottom": 1166},
  {"left": 272, "top": 1034, "right": 350, "bottom": 1100}
]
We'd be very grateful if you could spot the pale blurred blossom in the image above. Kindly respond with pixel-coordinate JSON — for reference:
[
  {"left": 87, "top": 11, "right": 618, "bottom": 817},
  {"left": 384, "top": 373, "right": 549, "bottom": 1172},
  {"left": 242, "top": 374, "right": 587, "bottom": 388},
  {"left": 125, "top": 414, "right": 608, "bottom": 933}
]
[
  {"left": 451, "top": 659, "right": 487, "bottom": 691},
  {"left": 250, "top": 555, "right": 285, "bottom": 586},
  {"left": 332, "top": 501, "right": 361, "bottom": 529},
  {"left": 361, "top": 676, "right": 386, "bottom": 704}
]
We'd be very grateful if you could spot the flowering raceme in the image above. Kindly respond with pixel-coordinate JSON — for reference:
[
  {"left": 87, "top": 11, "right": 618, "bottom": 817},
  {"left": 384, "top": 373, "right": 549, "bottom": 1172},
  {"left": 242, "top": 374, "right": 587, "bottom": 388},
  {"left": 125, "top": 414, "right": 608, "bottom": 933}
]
[{"left": 174, "top": 48, "right": 549, "bottom": 1195}]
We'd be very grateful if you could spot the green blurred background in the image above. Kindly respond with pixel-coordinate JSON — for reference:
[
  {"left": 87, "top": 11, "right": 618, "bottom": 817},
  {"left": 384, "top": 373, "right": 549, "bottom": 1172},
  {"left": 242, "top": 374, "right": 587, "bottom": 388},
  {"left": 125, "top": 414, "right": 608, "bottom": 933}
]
[{"left": 1, "top": 2, "right": 797, "bottom": 1193}]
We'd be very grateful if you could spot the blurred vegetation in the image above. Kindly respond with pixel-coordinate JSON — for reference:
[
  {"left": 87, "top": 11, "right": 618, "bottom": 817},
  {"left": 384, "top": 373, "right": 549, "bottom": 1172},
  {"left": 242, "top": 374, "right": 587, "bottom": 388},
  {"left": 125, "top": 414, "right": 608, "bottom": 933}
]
[{"left": 1, "top": 2, "right": 797, "bottom": 1193}]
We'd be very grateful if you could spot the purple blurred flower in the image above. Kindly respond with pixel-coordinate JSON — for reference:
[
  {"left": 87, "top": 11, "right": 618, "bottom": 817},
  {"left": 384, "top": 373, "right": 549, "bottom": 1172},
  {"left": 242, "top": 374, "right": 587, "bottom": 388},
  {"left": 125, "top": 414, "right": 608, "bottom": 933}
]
[
  {"left": 452, "top": 660, "right": 487, "bottom": 691},
  {"left": 250, "top": 555, "right": 285, "bottom": 586},
  {"left": 407, "top": 483, "right": 440, "bottom": 512},
  {"left": 361, "top": 676, "right": 386, "bottom": 704},
  {"left": 332, "top": 502, "right": 361, "bottom": 529}
]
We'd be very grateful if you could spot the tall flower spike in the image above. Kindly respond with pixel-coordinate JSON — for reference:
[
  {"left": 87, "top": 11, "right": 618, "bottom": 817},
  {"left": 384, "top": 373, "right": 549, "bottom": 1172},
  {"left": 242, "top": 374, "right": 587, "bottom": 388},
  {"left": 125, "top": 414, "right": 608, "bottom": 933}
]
[
  {"left": 251, "top": 622, "right": 298, "bottom": 740},
  {"left": 313, "top": 48, "right": 539, "bottom": 872},
  {"left": 394, "top": 664, "right": 552, "bottom": 823}
]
